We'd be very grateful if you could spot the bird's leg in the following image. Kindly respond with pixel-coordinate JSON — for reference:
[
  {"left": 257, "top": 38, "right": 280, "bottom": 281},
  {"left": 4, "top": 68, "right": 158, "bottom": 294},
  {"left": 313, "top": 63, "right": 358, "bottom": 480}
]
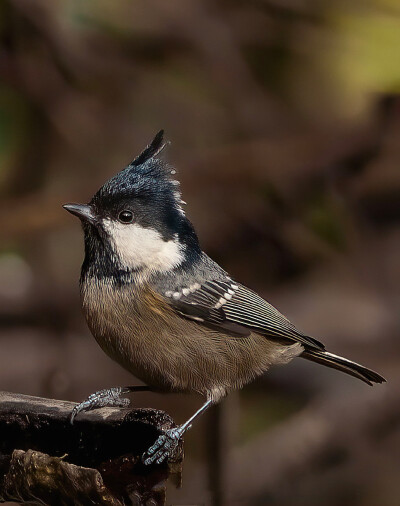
[
  {"left": 143, "top": 399, "right": 213, "bottom": 465},
  {"left": 70, "top": 385, "right": 150, "bottom": 424}
]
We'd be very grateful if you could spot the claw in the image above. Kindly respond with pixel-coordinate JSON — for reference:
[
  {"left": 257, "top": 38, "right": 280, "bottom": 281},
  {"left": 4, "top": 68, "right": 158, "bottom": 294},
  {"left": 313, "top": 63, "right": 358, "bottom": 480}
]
[
  {"left": 142, "top": 427, "right": 183, "bottom": 465},
  {"left": 70, "top": 387, "right": 130, "bottom": 424},
  {"left": 70, "top": 406, "right": 79, "bottom": 425}
]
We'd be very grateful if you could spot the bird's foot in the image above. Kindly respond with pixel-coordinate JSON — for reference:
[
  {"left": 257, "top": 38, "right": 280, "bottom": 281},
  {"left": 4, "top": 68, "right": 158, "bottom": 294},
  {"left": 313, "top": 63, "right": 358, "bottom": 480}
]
[
  {"left": 70, "top": 387, "right": 130, "bottom": 424},
  {"left": 142, "top": 426, "right": 185, "bottom": 465}
]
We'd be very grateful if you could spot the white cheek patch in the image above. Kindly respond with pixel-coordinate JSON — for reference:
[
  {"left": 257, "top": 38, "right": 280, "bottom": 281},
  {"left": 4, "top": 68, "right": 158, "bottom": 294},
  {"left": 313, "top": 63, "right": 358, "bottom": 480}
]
[{"left": 102, "top": 219, "right": 184, "bottom": 272}]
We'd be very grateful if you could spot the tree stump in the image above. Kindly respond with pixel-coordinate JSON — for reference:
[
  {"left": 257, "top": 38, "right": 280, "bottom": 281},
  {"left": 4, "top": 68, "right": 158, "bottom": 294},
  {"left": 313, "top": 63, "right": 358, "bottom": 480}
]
[{"left": 0, "top": 391, "right": 182, "bottom": 505}]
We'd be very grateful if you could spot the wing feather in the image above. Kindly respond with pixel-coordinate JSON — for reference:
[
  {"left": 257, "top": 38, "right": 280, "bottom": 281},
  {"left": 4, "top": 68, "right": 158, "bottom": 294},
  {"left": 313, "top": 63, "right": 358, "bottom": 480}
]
[{"left": 161, "top": 277, "right": 324, "bottom": 350}]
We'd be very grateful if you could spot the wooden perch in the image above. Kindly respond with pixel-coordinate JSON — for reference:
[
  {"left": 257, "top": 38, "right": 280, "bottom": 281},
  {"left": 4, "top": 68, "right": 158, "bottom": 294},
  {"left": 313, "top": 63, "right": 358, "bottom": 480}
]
[{"left": 0, "top": 391, "right": 182, "bottom": 505}]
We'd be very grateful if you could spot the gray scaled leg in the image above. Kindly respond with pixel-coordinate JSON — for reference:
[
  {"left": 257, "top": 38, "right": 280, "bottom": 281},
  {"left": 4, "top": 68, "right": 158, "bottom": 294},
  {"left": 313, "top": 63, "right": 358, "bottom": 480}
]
[
  {"left": 70, "top": 385, "right": 150, "bottom": 424},
  {"left": 143, "top": 399, "right": 213, "bottom": 465}
]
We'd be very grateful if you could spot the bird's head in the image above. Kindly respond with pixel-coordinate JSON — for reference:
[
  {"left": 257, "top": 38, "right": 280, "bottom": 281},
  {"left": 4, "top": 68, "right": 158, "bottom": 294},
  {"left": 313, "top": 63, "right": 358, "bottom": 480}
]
[{"left": 64, "top": 131, "right": 200, "bottom": 280}]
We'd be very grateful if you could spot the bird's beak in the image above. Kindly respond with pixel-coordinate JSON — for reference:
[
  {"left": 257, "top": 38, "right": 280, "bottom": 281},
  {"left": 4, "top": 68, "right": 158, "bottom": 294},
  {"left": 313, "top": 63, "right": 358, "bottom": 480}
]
[{"left": 63, "top": 203, "right": 96, "bottom": 224}]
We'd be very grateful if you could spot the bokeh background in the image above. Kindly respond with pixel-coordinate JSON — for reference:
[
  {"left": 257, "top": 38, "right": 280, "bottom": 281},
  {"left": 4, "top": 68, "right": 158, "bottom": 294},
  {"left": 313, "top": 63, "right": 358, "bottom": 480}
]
[{"left": 1, "top": 0, "right": 399, "bottom": 505}]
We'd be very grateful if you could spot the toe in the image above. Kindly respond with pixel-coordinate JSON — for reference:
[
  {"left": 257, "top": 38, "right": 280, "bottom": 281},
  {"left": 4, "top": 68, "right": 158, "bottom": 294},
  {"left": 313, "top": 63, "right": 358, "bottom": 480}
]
[
  {"left": 143, "top": 446, "right": 168, "bottom": 466},
  {"left": 142, "top": 453, "right": 156, "bottom": 466},
  {"left": 142, "top": 435, "right": 168, "bottom": 465},
  {"left": 156, "top": 451, "right": 169, "bottom": 464},
  {"left": 142, "top": 429, "right": 183, "bottom": 466},
  {"left": 116, "top": 397, "right": 130, "bottom": 408},
  {"left": 146, "top": 435, "right": 165, "bottom": 456}
]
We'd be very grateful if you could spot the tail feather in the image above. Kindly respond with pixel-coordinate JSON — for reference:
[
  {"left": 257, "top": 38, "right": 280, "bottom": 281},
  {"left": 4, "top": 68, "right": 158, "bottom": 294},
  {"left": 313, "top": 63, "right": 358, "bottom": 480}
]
[{"left": 301, "top": 349, "right": 386, "bottom": 386}]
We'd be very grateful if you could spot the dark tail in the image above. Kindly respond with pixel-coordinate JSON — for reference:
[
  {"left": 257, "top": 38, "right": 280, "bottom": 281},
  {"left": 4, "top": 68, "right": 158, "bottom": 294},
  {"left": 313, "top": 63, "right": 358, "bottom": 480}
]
[{"left": 301, "top": 349, "right": 386, "bottom": 386}]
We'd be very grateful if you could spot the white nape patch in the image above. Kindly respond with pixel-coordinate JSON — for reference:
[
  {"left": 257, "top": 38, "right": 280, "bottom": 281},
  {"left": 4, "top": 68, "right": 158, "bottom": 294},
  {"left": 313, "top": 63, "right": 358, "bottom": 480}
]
[
  {"left": 102, "top": 219, "right": 184, "bottom": 273},
  {"left": 173, "top": 190, "right": 186, "bottom": 216},
  {"left": 168, "top": 173, "right": 186, "bottom": 216}
]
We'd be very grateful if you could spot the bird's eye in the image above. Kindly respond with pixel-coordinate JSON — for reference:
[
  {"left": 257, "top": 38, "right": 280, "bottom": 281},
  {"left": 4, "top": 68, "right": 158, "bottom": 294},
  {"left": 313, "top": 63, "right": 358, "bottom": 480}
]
[{"left": 118, "top": 210, "right": 134, "bottom": 223}]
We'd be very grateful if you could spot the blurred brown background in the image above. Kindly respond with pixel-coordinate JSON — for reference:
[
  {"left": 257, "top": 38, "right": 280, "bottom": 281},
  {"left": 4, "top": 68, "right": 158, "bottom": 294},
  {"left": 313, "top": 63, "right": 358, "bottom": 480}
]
[{"left": 0, "top": 0, "right": 399, "bottom": 505}]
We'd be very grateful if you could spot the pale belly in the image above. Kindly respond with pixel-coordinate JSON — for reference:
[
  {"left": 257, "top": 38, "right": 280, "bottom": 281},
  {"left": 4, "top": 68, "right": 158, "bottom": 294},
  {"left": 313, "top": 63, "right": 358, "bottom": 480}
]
[{"left": 81, "top": 279, "right": 302, "bottom": 402}]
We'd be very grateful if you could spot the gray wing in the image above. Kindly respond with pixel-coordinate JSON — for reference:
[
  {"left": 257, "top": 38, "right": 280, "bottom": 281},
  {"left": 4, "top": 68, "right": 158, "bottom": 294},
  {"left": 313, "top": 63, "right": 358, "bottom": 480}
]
[{"left": 161, "top": 278, "right": 324, "bottom": 350}]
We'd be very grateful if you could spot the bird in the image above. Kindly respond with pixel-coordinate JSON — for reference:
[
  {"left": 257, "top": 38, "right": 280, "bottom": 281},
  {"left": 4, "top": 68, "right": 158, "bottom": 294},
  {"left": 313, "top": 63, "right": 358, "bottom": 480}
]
[{"left": 63, "top": 130, "right": 385, "bottom": 465}]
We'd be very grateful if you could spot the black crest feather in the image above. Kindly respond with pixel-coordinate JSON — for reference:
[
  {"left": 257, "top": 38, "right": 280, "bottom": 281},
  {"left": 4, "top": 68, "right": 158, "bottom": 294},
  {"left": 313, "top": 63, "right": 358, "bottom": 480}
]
[
  {"left": 91, "top": 129, "right": 183, "bottom": 216},
  {"left": 131, "top": 130, "right": 166, "bottom": 167}
]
